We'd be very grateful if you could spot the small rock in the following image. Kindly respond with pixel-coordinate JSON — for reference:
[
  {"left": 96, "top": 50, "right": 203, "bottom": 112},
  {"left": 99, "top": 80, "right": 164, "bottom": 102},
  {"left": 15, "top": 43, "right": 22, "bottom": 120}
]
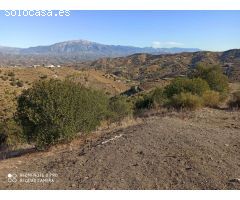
[{"left": 224, "top": 144, "right": 229, "bottom": 147}]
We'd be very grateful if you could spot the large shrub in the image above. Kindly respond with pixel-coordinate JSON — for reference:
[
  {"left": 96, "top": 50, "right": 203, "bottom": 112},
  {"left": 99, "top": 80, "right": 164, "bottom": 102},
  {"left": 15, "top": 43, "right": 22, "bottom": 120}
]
[
  {"left": 228, "top": 91, "right": 240, "bottom": 109},
  {"left": 205, "top": 71, "right": 229, "bottom": 95},
  {"left": 164, "top": 77, "right": 209, "bottom": 98},
  {"left": 108, "top": 96, "right": 133, "bottom": 121},
  {"left": 202, "top": 90, "right": 220, "bottom": 108},
  {"left": 168, "top": 92, "right": 203, "bottom": 110},
  {"left": 189, "top": 65, "right": 221, "bottom": 78},
  {"left": 134, "top": 93, "right": 153, "bottom": 110},
  {"left": 133, "top": 88, "right": 167, "bottom": 112},
  {"left": 151, "top": 87, "right": 167, "bottom": 107},
  {"left": 16, "top": 79, "right": 109, "bottom": 149},
  {"left": 192, "top": 65, "right": 229, "bottom": 96}
]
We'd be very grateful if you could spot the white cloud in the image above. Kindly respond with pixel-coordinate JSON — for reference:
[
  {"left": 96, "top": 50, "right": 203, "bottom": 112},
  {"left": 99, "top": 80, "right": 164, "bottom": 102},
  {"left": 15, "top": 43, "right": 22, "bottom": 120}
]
[{"left": 152, "top": 41, "right": 184, "bottom": 48}]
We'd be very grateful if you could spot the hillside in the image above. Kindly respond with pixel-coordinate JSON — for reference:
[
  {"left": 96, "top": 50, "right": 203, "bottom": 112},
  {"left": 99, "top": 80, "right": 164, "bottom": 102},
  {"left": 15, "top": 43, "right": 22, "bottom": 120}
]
[
  {"left": 0, "top": 67, "right": 129, "bottom": 121},
  {"left": 81, "top": 49, "right": 240, "bottom": 82}
]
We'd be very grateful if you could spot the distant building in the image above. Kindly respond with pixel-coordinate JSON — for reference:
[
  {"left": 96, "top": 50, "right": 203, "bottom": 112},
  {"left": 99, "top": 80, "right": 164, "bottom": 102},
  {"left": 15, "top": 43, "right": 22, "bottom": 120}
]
[
  {"left": 46, "top": 64, "right": 55, "bottom": 68},
  {"left": 45, "top": 64, "right": 61, "bottom": 68}
]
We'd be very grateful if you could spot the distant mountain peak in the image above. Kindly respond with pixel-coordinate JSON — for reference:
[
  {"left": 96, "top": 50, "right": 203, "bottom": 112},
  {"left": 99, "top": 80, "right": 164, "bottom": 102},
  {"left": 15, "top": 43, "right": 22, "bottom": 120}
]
[{"left": 53, "top": 39, "right": 97, "bottom": 45}]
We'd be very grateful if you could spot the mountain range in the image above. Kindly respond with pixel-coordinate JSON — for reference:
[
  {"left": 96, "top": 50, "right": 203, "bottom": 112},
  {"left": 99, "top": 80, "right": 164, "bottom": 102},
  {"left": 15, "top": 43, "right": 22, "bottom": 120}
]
[
  {"left": 0, "top": 40, "right": 239, "bottom": 81},
  {"left": 0, "top": 40, "right": 200, "bottom": 64}
]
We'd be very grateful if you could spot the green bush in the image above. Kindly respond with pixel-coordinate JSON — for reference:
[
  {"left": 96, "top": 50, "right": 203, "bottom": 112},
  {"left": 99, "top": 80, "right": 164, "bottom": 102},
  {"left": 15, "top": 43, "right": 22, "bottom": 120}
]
[
  {"left": 202, "top": 90, "right": 220, "bottom": 108},
  {"left": 228, "top": 91, "right": 240, "bottom": 109},
  {"left": 134, "top": 93, "right": 153, "bottom": 110},
  {"left": 0, "top": 119, "right": 24, "bottom": 150},
  {"left": 134, "top": 88, "right": 167, "bottom": 111},
  {"left": 164, "top": 77, "right": 209, "bottom": 98},
  {"left": 108, "top": 96, "right": 133, "bottom": 121},
  {"left": 192, "top": 65, "right": 229, "bottom": 96},
  {"left": 205, "top": 71, "right": 229, "bottom": 95},
  {"left": 16, "top": 79, "right": 109, "bottom": 149},
  {"left": 168, "top": 92, "right": 203, "bottom": 110},
  {"left": 151, "top": 87, "right": 167, "bottom": 107}
]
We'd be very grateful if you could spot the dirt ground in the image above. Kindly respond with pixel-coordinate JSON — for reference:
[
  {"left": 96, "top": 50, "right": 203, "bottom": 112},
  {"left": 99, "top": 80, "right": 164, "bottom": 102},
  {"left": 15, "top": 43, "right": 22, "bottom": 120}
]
[{"left": 0, "top": 108, "right": 240, "bottom": 190}]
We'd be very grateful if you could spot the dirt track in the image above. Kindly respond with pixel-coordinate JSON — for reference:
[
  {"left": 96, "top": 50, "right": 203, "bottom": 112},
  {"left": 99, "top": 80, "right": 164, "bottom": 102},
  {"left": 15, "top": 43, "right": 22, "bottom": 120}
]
[{"left": 0, "top": 108, "right": 240, "bottom": 189}]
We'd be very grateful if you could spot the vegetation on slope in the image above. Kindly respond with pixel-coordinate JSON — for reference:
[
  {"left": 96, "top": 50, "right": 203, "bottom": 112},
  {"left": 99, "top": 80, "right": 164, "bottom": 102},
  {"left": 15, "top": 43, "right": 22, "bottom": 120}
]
[{"left": 0, "top": 64, "right": 238, "bottom": 151}]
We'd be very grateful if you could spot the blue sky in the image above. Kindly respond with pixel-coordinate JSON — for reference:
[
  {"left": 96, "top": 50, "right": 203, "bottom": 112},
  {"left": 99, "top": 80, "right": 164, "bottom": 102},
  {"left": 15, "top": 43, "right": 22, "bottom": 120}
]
[{"left": 0, "top": 10, "right": 239, "bottom": 51}]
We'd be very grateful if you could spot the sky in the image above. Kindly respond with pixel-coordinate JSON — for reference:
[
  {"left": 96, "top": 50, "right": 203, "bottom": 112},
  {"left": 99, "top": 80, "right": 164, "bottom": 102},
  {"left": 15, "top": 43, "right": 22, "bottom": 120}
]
[{"left": 0, "top": 10, "right": 239, "bottom": 51}]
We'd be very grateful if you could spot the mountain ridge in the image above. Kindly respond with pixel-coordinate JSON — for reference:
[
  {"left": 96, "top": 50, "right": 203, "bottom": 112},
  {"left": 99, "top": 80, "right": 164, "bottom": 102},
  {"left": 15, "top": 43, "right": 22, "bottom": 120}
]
[{"left": 0, "top": 39, "right": 200, "bottom": 58}]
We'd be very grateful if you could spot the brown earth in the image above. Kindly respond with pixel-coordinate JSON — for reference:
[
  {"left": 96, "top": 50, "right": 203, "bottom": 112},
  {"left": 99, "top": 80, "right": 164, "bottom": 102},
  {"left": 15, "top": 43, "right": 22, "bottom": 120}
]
[{"left": 0, "top": 108, "right": 240, "bottom": 190}]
